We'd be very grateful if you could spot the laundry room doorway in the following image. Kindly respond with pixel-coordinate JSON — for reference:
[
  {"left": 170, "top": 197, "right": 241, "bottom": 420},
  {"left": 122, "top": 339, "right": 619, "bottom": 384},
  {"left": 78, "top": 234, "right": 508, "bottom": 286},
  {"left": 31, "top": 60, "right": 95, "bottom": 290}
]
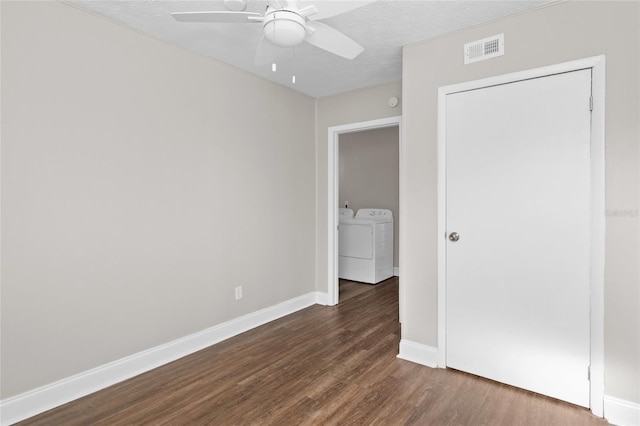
[{"left": 327, "top": 116, "right": 402, "bottom": 310}]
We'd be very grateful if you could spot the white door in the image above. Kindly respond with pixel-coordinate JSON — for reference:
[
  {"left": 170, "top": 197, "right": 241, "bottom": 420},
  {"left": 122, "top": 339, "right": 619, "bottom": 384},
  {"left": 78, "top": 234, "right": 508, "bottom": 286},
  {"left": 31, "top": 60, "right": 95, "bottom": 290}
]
[{"left": 445, "top": 69, "right": 592, "bottom": 407}]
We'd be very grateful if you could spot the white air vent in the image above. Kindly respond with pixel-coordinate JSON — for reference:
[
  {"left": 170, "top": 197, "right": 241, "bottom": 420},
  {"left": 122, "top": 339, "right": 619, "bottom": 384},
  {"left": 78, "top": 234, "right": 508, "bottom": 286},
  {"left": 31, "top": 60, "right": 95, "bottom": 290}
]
[{"left": 464, "top": 34, "right": 504, "bottom": 64}]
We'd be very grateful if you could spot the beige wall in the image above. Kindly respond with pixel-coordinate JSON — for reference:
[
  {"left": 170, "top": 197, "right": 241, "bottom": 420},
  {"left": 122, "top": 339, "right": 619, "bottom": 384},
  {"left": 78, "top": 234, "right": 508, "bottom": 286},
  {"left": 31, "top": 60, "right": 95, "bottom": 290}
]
[
  {"left": 339, "top": 127, "right": 399, "bottom": 268},
  {"left": 315, "top": 81, "right": 402, "bottom": 292},
  {"left": 1, "top": 1, "right": 315, "bottom": 398},
  {"left": 402, "top": 0, "right": 639, "bottom": 404}
]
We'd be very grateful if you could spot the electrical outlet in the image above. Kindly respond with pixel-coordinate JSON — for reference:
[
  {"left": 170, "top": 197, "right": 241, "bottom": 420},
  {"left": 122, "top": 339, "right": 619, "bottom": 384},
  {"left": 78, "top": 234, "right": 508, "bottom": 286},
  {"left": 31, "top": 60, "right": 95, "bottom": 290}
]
[{"left": 235, "top": 286, "right": 242, "bottom": 300}]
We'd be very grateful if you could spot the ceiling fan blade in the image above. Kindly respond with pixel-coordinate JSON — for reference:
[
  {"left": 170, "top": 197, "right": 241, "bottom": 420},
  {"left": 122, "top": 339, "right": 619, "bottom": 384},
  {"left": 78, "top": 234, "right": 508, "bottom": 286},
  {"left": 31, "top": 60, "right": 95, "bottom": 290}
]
[
  {"left": 171, "top": 11, "right": 261, "bottom": 23},
  {"left": 304, "top": 21, "right": 363, "bottom": 59},
  {"left": 304, "top": 0, "right": 373, "bottom": 21},
  {"left": 297, "top": 5, "right": 318, "bottom": 18}
]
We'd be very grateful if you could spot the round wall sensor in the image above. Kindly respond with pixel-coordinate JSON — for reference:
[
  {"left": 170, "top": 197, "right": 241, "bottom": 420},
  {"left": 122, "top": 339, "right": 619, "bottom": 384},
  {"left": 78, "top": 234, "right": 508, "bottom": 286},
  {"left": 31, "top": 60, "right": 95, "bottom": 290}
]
[{"left": 388, "top": 96, "right": 399, "bottom": 108}]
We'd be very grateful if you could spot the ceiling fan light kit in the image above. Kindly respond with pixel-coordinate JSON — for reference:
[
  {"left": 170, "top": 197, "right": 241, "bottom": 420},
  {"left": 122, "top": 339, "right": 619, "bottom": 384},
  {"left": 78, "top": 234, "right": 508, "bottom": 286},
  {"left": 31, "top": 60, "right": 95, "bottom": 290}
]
[{"left": 263, "top": 10, "right": 306, "bottom": 47}]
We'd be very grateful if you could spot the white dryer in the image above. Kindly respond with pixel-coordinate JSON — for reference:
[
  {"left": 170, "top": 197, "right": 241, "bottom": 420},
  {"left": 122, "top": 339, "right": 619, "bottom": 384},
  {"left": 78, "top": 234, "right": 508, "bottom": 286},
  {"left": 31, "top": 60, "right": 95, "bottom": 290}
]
[{"left": 338, "top": 208, "right": 394, "bottom": 284}]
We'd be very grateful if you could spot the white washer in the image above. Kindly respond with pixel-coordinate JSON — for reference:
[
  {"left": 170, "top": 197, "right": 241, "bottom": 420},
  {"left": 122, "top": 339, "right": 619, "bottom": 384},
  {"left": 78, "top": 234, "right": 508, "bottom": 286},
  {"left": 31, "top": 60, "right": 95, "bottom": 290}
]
[{"left": 339, "top": 208, "right": 394, "bottom": 284}]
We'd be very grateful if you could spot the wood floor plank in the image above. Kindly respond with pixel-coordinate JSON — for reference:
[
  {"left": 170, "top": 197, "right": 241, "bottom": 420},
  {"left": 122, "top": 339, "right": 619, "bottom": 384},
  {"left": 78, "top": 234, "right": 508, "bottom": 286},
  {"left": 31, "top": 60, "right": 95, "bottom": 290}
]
[{"left": 17, "top": 277, "right": 608, "bottom": 425}]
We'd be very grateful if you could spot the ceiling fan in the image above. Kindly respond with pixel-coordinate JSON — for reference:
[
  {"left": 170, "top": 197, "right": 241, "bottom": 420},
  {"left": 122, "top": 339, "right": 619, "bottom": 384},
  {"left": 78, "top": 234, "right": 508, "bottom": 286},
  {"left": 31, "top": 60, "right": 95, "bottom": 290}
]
[{"left": 171, "top": 0, "right": 370, "bottom": 61}]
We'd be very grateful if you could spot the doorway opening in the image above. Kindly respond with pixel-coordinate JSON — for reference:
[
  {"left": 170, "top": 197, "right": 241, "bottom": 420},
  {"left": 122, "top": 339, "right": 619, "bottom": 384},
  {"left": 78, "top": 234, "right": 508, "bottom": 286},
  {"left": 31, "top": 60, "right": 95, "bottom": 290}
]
[{"left": 326, "top": 116, "right": 402, "bottom": 310}]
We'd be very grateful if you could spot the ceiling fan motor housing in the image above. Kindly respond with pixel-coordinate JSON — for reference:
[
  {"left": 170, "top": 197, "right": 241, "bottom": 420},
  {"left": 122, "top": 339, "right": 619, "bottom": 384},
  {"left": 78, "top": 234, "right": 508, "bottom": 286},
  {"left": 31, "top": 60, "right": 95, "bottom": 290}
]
[
  {"left": 224, "top": 0, "right": 246, "bottom": 12},
  {"left": 263, "top": 9, "right": 306, "bottom": 47}
]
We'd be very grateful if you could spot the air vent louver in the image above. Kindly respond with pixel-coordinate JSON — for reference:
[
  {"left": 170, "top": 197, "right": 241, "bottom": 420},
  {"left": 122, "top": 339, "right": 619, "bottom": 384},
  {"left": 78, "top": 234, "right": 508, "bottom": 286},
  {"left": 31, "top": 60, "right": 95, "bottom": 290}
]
[{"left": 464, "top": 34, "right": 504, "bottom": 64}]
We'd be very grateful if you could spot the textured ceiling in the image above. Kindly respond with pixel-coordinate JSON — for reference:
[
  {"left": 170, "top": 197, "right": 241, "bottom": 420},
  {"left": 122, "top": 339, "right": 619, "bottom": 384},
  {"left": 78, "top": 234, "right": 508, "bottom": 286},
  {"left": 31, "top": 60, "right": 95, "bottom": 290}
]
[{"left": 65, "top": 0, "right": 554, "bottom": 97}]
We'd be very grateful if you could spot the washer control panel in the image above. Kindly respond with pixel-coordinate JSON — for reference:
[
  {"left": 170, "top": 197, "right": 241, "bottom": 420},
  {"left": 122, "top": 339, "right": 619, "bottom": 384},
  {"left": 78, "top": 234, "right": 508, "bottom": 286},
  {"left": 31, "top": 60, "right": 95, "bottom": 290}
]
[{"left": 355, "top": 209, "right": 393, "bottom": 219}]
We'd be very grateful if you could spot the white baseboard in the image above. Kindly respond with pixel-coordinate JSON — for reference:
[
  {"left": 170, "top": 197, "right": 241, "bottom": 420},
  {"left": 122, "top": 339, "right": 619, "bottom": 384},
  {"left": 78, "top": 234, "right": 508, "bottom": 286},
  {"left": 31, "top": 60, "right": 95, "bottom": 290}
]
[
  {"left": 604, "top": 395, "right": 640, "bottom": 426},
  {"left": 314, "top": 291, "right": 330, "bottom": 306},
  {"left": 397, "top": 339, "right": 439, "bottom": 368},
  {"left": 0, "top": 292, "right": 322, "bottom": 426},
  {"left": 394, "top": 267, "right": 400, "bottom": 276}
]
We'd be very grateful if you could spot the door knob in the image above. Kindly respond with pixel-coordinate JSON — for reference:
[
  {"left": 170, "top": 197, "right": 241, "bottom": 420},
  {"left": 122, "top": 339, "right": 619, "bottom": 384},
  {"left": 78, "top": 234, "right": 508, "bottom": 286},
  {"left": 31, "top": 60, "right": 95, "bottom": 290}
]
[{"left": 449, "top": 232, "right": 460, "bottom": 242}]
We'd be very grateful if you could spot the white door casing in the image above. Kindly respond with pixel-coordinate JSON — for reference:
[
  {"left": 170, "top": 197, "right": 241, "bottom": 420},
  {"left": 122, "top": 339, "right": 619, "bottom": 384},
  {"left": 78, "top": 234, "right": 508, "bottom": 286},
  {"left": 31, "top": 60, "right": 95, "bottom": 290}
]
[
  {"left": 437, "top": 56, "right": 605, "bottom": 415},
  {"left": 326, "top": 116, "right": 402, "bottom": 307}
]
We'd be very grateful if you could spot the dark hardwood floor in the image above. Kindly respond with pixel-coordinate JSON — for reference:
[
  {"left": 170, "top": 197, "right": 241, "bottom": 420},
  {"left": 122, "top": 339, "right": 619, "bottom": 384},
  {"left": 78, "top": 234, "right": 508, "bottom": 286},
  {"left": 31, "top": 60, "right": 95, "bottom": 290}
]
[{"left": 19, "top": 277, "right": 608, "bottom": 425}]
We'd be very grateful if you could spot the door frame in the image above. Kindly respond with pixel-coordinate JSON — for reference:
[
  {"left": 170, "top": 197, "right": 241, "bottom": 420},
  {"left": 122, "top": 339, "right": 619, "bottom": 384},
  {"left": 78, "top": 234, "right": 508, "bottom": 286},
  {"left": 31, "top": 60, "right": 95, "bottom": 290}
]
[
  {"left": 326, "top": 116, "right": 402, "bottom": 308},
  {"left": 437, "top": 56, "right": 605, "bottom": 415}
]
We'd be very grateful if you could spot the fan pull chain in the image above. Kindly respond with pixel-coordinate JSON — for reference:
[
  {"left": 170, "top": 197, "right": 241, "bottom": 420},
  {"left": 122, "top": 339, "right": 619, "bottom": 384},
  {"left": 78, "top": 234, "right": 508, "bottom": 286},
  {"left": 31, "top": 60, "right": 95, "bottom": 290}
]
[{"left": 291, "top": 47, "right": 296, "bottom": 84}]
